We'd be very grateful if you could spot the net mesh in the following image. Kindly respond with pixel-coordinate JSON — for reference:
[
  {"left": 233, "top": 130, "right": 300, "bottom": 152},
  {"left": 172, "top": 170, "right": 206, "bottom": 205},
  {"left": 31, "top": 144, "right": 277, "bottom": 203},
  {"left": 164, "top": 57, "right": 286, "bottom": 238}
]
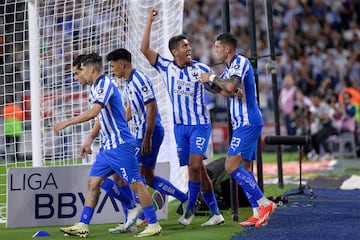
[{"left": 0, "top": 0, "right": 184, "bottom": 222}]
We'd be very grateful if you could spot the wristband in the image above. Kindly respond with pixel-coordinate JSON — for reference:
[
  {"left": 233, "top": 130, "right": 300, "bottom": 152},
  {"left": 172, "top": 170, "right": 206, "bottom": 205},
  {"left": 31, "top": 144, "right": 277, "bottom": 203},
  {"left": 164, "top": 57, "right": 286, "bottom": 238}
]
[{"left": 209, "top": 74, "right": 216, "bottom": 82}]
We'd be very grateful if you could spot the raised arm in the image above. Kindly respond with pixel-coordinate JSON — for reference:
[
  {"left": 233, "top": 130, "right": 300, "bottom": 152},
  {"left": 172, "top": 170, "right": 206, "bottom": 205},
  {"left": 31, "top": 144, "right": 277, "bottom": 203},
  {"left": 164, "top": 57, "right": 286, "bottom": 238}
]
[{"left": 140, "top": 9, "right": 159, "bottom": 65}]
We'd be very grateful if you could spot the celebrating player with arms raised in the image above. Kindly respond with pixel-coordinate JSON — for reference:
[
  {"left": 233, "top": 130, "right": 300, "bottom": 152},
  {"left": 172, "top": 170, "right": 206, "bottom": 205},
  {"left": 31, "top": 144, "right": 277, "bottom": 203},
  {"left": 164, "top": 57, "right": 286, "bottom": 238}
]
[{"left": 140, "top": 9, "right": 224, "bottom": 227}]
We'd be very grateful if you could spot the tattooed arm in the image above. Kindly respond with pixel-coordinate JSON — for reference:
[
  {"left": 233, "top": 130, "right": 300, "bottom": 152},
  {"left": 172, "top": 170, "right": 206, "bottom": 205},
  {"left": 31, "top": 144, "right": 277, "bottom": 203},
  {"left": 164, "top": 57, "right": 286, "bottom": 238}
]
[
  {"left": 200, "top": 72, "right": 243, "bottom": 98},
  {"left": 203, "top": 82, "right": 222, "bottom": 94}
]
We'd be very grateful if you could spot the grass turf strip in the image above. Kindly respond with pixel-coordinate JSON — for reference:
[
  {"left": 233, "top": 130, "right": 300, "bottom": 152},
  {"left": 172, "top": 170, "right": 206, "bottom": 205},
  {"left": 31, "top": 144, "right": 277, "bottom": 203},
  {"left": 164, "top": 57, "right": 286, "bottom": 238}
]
[{"left": 0, "top": 184, "right": 294, "bottom": 240}]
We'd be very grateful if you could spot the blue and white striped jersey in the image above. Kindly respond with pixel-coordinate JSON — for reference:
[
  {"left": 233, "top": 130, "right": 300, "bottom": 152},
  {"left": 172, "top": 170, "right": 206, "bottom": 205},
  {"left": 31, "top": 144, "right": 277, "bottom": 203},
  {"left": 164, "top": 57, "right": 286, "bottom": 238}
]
[
  {"left": 89, "top": 74, "right": 134, "bottom": 149},
  {"left": 153, "top": 54, "right": 211, "bottom": 125},
  {"left": 220, "top": 55, "right": 263, "bottom": 129},
  {"left": 125, "top": 69, "right": 162, "bottom": 139}
]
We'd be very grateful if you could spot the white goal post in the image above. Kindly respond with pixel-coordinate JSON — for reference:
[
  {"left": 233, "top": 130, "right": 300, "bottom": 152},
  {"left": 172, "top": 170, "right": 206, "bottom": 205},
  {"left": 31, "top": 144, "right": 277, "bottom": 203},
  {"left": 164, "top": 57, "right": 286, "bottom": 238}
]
[{"left": 0, "top": 0, "right": 186, "bottom": 222}]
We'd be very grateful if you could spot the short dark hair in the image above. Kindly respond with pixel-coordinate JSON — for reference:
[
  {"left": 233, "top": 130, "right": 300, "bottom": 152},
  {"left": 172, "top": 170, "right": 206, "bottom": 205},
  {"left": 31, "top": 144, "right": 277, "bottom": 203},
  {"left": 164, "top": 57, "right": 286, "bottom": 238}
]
[
  {"left": 81, "top": 53, "right": 102, "bottom": 70},
  {"left": 168, "top": 34, "right": 187, "bottom": 52},
  {"left": 312, "top": 91, "right": 324, "bottom": 99},
  {"left": 73, "top": 54, "right": 86, "bottom": 69},
  {"left": 216, "top": 32, "right": 237, "bottom": 49},
  {"left": 106, "top": 48, "right": 132, "bottom": 63}
]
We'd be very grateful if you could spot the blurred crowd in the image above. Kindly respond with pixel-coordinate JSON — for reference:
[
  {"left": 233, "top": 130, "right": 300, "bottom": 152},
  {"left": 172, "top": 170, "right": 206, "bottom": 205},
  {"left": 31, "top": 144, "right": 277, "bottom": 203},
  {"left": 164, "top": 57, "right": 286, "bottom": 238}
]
[
  {"left": 183, "top": 0, "right": 360, "bottom": 121},
  {"left": 1, "top": 0, "right": 360, "bottom": 158},
  {"left": 183, "top": 0, "right": 360, "bottom": 157}
]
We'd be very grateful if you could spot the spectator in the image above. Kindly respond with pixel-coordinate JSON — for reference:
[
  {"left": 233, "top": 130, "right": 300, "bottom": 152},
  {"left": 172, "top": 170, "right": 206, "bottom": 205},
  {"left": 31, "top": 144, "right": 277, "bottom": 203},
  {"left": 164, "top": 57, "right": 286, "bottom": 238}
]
[
  {"left": 332, "top": 91, "right": 356, "bottom": 134},
  {"left": 293, "top": 88, "right": 312, "bottom": 136},
  {"left": 306, "top": 91, "right": 338, "bottom": 161},
  {"left": 182, "top": 0, "right": 360, "bottom": 123},
  {"left": 340, "top": 78, "right": 360, "bottom": 123},
  {"left": 279, "top": 72, "right": 297, "bottom": 136},
  {"left": 343, "top": 20, "right": 360, "bottom": 45}
]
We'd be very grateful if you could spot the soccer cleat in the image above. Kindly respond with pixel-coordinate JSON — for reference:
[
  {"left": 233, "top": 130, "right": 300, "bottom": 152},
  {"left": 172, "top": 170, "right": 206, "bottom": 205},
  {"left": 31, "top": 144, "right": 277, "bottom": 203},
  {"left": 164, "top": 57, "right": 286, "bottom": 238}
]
[
  {"left": 135, "top": 222, "right": 162, "bottom": 237},
  {"left": 181, "top": 200, "right": 188, "bottom": 215},
  {"left": 60, "top": 222, "right": 89, "bottom": 238},
  {"left": 201, "top": 214, "right": 225, "bottom": 227},
  {"left": 176, "top": 199, "right": 188, "bottom": 216},
  {"left": 108, "top": 223, "right": 138, "bottom": 233},
  {"left": 307, "top": 150, "right": 319, "bottom": 161},
  {"left": 238, "top": 216, "right": 259, "bottom": 227},
  {"left": 255, "top": 201, "right": 276, "bottom": 227},
  {"left": 121, "top": 204, "right": 142, "bottom": 231},
  {"left": 178, "top": 209, "right": 195, "bottom": 226}
]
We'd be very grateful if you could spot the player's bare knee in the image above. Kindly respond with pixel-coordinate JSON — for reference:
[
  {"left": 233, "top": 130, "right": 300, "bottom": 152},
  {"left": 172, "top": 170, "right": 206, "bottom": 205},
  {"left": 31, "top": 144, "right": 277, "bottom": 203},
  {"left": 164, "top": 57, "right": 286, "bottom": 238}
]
[
  {"left": 225, "top": 156, "right": 242, "bottom": 174},
  {"left": 130, "top": 181, "right": 145, "bottom": 193},
  {"left": 189, "top": 164, "right": 201, "bottom": 176}
]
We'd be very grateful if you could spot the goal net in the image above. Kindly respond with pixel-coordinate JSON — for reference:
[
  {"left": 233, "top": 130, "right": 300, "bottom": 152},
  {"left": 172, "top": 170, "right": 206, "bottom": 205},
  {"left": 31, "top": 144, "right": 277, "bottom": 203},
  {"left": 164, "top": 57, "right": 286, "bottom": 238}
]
[{"left": 0, "top": 0, "right": 185, "bottom": 222}]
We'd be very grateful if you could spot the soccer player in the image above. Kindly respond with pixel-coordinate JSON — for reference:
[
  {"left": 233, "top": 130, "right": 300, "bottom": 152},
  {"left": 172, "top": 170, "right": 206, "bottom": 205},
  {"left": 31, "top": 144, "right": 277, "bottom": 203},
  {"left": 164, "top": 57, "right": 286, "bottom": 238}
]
[
  {"left": 106, "top": 48, "right": 189, "bottom": 232},
  {"left": 54, "top": 53, "right": 162, "bottom": 237},
  {"left": 72, "top": 54, "right": 140, "bottom": 233},
  {"left": 199, "top": 32, "right": 276, "bottom": 228},
  {"left": 141, "top": 9, "right": 224, "bottom": 227}
]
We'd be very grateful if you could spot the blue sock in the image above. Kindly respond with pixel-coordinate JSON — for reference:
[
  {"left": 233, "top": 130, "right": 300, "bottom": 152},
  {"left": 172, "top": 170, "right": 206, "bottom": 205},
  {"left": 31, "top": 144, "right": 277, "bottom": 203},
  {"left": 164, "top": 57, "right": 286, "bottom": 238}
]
[
  {"left": 150, "top": 176, "right": 188, "bottom": 203},
  {"left": 245, "top": 170, "right": 259, "bottom": 208},
  {"left": 120, "top": 185, "right": 136, "bottom": 220},
  {"left": 122, "top": 203, "right": 129, "bottom": 222},
  {"left": 79, "top": 206, "right": 94, "bottom": 224},
  {"left": 231, "top": 167, "right": 263, "bottom": 201},
  {"left": 101, "top": 178, "right": 133, "bottom": 209},
  {"left": 188, "top": 181, "right": 201, "bottom": 213},
  {"left": 202, "top": 191, "right": 221, "bottom": 215},
  {"left": 138, "top": 212, "right": 145, "bottom": 220},
  {"left": 121, "top": 184, "right": 134, "bottom": 202},
  {"left": 143, "top": 205, "right": 157, "bottom": 224}
]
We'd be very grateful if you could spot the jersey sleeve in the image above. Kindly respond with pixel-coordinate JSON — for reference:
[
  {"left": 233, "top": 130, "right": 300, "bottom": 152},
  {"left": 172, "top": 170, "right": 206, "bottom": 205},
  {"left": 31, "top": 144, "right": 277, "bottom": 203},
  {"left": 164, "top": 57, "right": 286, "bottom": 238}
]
[
  {"left": 228, "top": 57, "right": 250, "bottom": 82},
  {"left": 93, "top": 76, "right": 113, "bottom": 107},
  {"left": 153, "top": 54, "right": 171, "bottom": 73},
  {"left": 140, "top": 78, "right": 156, "bottom": 104}
]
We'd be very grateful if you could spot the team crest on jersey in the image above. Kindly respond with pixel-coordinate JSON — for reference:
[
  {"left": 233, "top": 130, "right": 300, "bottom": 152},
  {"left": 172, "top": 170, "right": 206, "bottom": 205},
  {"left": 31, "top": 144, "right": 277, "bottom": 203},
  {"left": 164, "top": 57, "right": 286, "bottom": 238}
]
[
  {"left": 141, "top": 86, "right": 148, "bottom": 92},
  {"left": 190, "top": 69, "right": 200, "bottom": 81},
  {"left": 97, "top": 88, "right": 104, "bottom": 94},
  {"left": 191, "top": 71, "right": 199, "bottom": 78},
  {"left": 234, "top": 64, "right": 240, "bottom": 69}
]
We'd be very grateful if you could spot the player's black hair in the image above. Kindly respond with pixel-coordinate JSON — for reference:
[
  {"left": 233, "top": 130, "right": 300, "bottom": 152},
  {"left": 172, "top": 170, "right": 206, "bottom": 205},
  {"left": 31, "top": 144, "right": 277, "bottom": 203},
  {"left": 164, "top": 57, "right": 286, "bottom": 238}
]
[
  {"left": 216, "top": 32, "right": 237, "bottom": 49},
  {"left": 81, "top": 53, "right": 103, "bottom": 70},
  {"left": 72, "top": 54, "right": 86, "bottom": 69},
  {"left": 168, "top": 34, "right": 188, "bottom": 52},
  {"left": 106, "top": 48, "right": 132, "bottom": 63}
]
